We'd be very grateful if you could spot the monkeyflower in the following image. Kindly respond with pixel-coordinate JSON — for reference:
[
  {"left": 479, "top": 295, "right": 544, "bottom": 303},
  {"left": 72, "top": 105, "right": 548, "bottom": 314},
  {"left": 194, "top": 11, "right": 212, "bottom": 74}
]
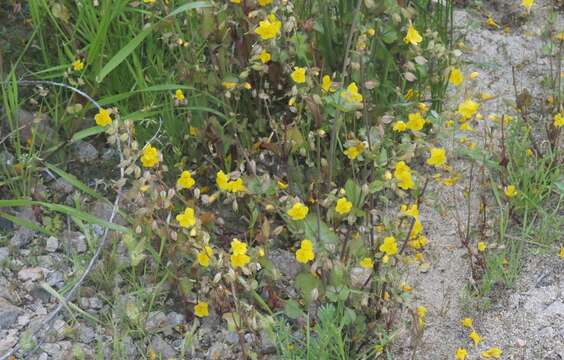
[
  {"left": 295, "top": 239, "right": 315, "bottom": 263},
  {"left": 287, "top": 202, "right": 309, "bottom": 220}
]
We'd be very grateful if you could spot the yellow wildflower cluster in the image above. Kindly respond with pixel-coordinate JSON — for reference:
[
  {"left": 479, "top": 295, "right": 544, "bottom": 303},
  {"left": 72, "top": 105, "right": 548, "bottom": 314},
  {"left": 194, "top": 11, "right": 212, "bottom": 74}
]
[
  {"left": 394, "top": 161, "right": 415, "bottom": 190},
  {"left": 177, "top": 170, "right": 196, "bottom": 190},
  {"left": 255, "top": 14, "right": 282, "bottom": 40},
  {"left": 230, "top": 238, "right": 251, "bottom": 268},
  {"left": 216, "top": 170, "right": 246, "bottom": 193},
  {"left": 287, "top": 202, "right": 309, "bottom": 220},
  {"left": 295, "top": 239, "right": 315, "bottom": 263},
  {"left": 140, "top": 144, "right": 160, "bottom": 168}
]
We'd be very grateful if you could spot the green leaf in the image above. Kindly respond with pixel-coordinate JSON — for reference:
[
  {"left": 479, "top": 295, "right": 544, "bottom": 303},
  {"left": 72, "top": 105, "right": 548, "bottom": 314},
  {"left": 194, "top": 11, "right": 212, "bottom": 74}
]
[
  {"left": 345, "top": 179, "right": 364, "bottom": 208},
  {"left": 295, "top": 272, "right": 323, "bottom": 304},
  {"left": 301, "top": 214, "right": 338, "bottom": 247},
  {"left": 0, "top": 199, "right": 128, "bottom": 233},
  {"left": 96, "top": 24, "right": 154, "bottom": 83},
  {"left": 0, "top": 211, "right": 55, "bottom": 236},
  {"left": 44, "top": 162, "right": 104, "bottom": 200},
  {"left": 283, "top": 300, "right": 304, "bottom": 319},
  {"left": 70, "top": 126, "right": 105, "bottom": 143},
  {"left": 96, "top": 1, "right": 212, "bottom": 83}
]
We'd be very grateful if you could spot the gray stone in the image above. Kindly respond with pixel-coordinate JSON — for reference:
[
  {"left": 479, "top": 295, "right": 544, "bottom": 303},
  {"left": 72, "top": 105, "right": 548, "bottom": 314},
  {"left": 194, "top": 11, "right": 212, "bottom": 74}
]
[
  {"left": 0, "top": 298, "right": 23, "bottom": 329},
  {"left": 225, "top": 331, "right": 239, "bottom": 345},
  {"left": 89, "top": 297, "right": 103, "bottom": 310},
  {"left": 63, "top": 231, "right": 87, "bottom": 253},
  {"left": 10, "top": 227, "right": 35, "bottom": 248},
  {"left": 91, "top": 199, "right": 125, "bottom": 225},
  {"left": 350, "top": 267, "right": 371, "bottom": 288},
  {"left": 269, "top": 249, "right": 301, "bottom": 279},
  {"left": 0, "top": 247, "right": 9, "bottom": 262},
  {"left": 259, "top": 329, "right": 276, "bottom": 354},
  {"left": 149, "top": 335, "right": 177, "bottom": 359},
  {"left": 207, "top": 342, "right": 228, "bottom": 360},
  {"left": 46, "top": 271, "right": 64, "bottom": 289},
  {"left": 46, "top": 236, "right": 59, "bottom": 252},
  {"left": 18, "top": 267, "right": 46, "bottom": 282},
  {"left": 145, "top": 311, "right": 168, "bottom": 332},
  {"left": 77, "top": 324, "right": 96, "bottom": 344},
  {"left": 0, "top": 150, "right": 15, "bottom": 166},
  {"left": 166, "top": 311, "right": 184, "bottom": 328},
  {"left": 73, "top": 140, "right": 98, "bottom": 163},
  {"left": 52, "top": 178, "right": 74, "bottom": 194}
]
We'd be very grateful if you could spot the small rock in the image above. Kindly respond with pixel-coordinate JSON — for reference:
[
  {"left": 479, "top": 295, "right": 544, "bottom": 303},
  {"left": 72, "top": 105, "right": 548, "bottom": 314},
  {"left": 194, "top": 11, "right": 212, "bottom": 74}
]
[
  {"left": 10, "top": 227, "right": 35, "bottom": 248},
  {"left": 73, "top": 140, "right": 98, "bottom": 163},
  {"left": 0, "top": 150, "right": 15, "bottom": 166},
  {"left": 17, "top": 313, "right": 30, "bottom": 327},
  {"left": 0, "top": 247, "right": 9, "bottom": 262},
  {"left": 89, "top": 297, "right": 103, "bottom": 310},
  {"left": 52, "top": 178, "right": 74, "bottom": 194},
  {"left": 149, "top": 335, "right": 177, "bottom": 359},
  {"left": 269, "top": 249, "right": 301, "bottom": 279},
  {"left": 145, "top": 311, "right": 168, "bottom": 332},
  {"left": 91, "top": 199, "right": 125, "bottom": 225},
  {"left": 77, "top": 324, "right": 96, "bottom": 344},
  {"left": 63, "top": 231, "right": 87, "bottom": 253},
  {"left": 260, "top": 329, "right": 276, "bottom": 354},
  {"left": 42, "top": 342, "right": 62, "bottom": 357},
  {"left": 225, "top": 331, "right": 239, "bottom": 345},
  {"left": 545, "top": 301, "right": 564, "bottom": 317},
  {"left": 207, "top": 342, "right": 228, "bottom": 360},
  {"left": 46, "top": 236, "right": 59, "bottom": 252},
  {"left": 18, "top": 267, "right": 46, "bottom": 282},
  {"left": 30, "top": 286, "right": 52, "bottom": 302},
  {"left": 0, "top": 298, "right": 23, "bottom": 329},
  {"left": 46, "top": 271, "right": 64, "bottom": 289},
  {"left": 166, "top": 311, "right": 185, "bottom": 328}
]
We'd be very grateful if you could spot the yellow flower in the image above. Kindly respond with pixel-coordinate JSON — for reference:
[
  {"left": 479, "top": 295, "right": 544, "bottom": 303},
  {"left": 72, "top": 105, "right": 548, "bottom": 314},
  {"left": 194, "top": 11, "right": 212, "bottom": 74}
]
[
  {"left": 194, "top": 301, "right": 209, "bottom": 317},
  {"left": 255, "top": 14, "right": 282, "bottom": 40},
  {"left": 177, "top": 170, "right": 196, "bottom": 189},
  {"left": 410, "top": 218, "right": 423, "bottom": 239},
  {"left": 95, "top": 108, "right": 112, "bottom": 127},
  {"left": 295, "top": 239, "right": 315, "bottom": 263},
  {"left": 341, "top": 82, "right": 363, "bottom": 103},
  {"left": 559, "top": 246, "right": 564, "bottom": 259},
  {"left": 360, "top": 257, "right": 374, "bottom": 269},
  {"left": 400, "top": 282, "right": 412, "bottom": 292},
  {"left": 321, "top": 75, "right": 333, "bottom": 92},
  {"left": 367, "top": 28, "right": 376, "bottom": 36},
  {"left": 291, "top": 67, "right": 306, "bottom": 84},
  {"left": 406, "top": 112, "right": 426, "bottom": 131},
  {"left": 379, "top": 236, "right": 398, "bottom": 256},
  {"left": 401, "top": 204, "right": 419, "bottom": 218},
  {"left": 481, "top": 347, "right": 503, "bottom": 358},
  {"left": 469, "top": 71, "right": 480, "bottom": 80},
  {"left": 335, "top": 197, "right": 353, "bottom": 215},
  {"left": 230, "top": 238, "right": 251, "bottom": 268},
  {"left": 189, "top": 126, "right": 199, "bottom": 136},
  {"left": 231, "top": 238, "right": 247, "bottom": 255},
  {"left": 449, "top": 68, "right": 464, "bottom": 86},
  {"left": 258, "top": 0, "right": 272, "bottom": 6},
  {"left": 176, "top": 207, "right": 196, "bottom": 228},
  {"left": 216, "top": 171, "right": 245, "bottom": 193},
  {"left": 222, "top": 81, "right": 237, "bottom": 89},
  {"left": 526, "top": 148, "right": 533, "bottom": 157},
  {"left": 140, "top": 144, "right": 160, "bottom": 168},
  {"left": 553, "top": 113, "right": 563, "bottom": 127},
  {"left": 72, "top": 59, "right": 84, "bottom": 71},
  {"left": 417, "top": 102, "right": 429, "bottom": 113},
  {"left": 408, "top": 235, "right": 428, "bottom": 250},
  {"left": 227, "top": 178, "right": 246, "bottom": 193},
  {"left": 455, "top": 347, "right": 468, "bottom": 360},
  {"left": 175, "top": 89, "right": 185, "bottom": 101},
  {"left": 259, "top": 50, "right": 271, "bottom": 64},
  {"left": 521, "top": 0, "right": 534, "bottom": 10},
  {"left": 486, "top": 16, "right": 500, "bottom": 29},
  {"left": 288, "top": 202, "right": 309, "bottom": 220},
  {"left": 461, "top": 317, "right": 473, "bottom": 328},
  {"left": 404, "top": 23, "right": 423, "bottom": 45},
  {"left": 344, "top": 142, "right": 365, "bottom": 160},
  {"left": 469, "top": 330, "right": 481, "bottom": 345},
  {"left": 277, "top": 180, "right": 288, "bottom": 190},
  {"left": 504, "top": 185, "right": 518, "bottom": 197},
  {"left": 457, "top": 99, "right": 480, "bottom": 119},
  {"left": 478, "top": 242, "right": 487, "bottom": 252},
  {"left": 394, "top": 161, "right": 415, "bottom": 190},
  {"left": 197, "top": 246, "right": 213, "bottom": 267},
  {"left": 426, "top": 147, "right": 447, "bottom": 167},
  {"left": 392, "top": 121, "right": 407, "bottom": 132}
]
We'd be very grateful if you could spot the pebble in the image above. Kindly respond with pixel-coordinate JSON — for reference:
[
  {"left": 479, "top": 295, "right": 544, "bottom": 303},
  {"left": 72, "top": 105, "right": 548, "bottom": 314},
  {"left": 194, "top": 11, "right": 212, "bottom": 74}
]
[
  {"left": 18, "top": 267, "right": 46, "bottom": 282},
  {"left": 46, "top": 236, "right": 59, "bottom": 252},
  {"left": 0, "top": 298, "right": 23, "bottom": 329},
  {"left": 0, "top": 247, "right": 9, "bottom": 262},
  {"left": 150, "top": 335, "right": 177, "bottom": 359}
]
